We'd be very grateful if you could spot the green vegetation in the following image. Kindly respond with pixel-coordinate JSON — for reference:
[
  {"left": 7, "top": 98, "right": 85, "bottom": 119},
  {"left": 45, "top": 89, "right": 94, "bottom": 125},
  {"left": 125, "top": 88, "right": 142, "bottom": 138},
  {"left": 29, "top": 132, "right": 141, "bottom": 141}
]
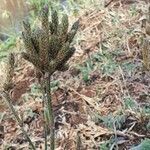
[{"left": 131, "top": 139, "right": 150, "bottom": 150}]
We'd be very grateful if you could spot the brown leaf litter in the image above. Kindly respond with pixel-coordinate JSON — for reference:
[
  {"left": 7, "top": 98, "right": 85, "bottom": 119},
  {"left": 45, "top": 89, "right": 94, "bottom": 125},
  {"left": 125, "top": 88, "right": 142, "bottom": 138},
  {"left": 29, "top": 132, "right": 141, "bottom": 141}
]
[{"left": 0, "top": 0, "right": 150, "bottom": 149}]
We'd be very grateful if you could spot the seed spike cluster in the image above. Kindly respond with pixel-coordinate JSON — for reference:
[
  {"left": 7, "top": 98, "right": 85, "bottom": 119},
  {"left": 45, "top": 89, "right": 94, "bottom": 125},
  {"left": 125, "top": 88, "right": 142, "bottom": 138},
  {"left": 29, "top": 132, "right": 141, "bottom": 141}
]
[
  {"left": 51, "top": 10, "right": 58, "bottom": 34},
  {"left": 21, "top": 6, "right": 79, "bottom": 75},
  {"left": 23, "top": 21, "right": 31, "bottom": 36},
  {"left": 71, "top": 20, "right": 80, "bottom": 31},
  {"left": 40, "top": 5, "right": 49, "bottom": 33}
]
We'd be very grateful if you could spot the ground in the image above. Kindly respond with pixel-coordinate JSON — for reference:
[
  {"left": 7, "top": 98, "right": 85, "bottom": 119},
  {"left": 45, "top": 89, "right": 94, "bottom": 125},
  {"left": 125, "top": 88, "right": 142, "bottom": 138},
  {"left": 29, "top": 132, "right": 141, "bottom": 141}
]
[{"left": 0, "top": 0, "right": 150, "bottom": 150}]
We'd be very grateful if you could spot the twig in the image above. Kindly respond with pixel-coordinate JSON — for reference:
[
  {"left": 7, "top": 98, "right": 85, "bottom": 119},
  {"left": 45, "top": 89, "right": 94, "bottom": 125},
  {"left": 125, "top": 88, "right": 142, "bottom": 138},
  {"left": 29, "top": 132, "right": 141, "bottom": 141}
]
[
  {"left": 66, "top": 85, "right": 100, "bottom": 111},
  {"left": 2, "top": 91, "right": 36, "bottom": 150},
  {"left": 127, "top": 131, "right": 145, "bottom": 138}
]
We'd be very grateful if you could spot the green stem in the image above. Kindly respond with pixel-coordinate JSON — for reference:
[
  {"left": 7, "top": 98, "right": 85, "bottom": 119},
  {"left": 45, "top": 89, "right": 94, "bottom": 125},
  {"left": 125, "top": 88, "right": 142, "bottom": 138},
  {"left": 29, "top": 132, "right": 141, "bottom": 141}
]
[
  {"left": 44, "top": 110, "right": 48, "bottom": 150},
  {"left": 40, "top": 80, "right": 48, "bottom": 150},
  {"left": 2, "top": 91, "right": 36, "bottom": 150},
  {"left": 45, "top": 73, "right": 55, "bottom": 150}
]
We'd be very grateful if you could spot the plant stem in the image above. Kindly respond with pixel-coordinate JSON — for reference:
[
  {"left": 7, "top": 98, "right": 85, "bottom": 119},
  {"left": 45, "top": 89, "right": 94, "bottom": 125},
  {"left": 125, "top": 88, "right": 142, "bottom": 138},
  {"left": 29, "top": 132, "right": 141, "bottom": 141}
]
[
  {"left": 40, "top": 80, "right": 48, "bottom": 150},
  {"left": 76, "top": 132, "right": 81, "bottom": 150},
  {"left": 44, "top": 110, "right": 48, "bottom": 150},
  {"left": 2, "top": 91, "right": 36, "bottom": 150},
  {"left": 45, "top": 73, "right": 55, "bottom": 150}
]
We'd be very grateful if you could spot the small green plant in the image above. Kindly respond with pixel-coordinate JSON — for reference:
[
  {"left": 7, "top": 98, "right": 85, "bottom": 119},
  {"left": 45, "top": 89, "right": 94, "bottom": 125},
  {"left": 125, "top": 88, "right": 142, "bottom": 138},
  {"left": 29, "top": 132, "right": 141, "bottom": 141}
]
[
  {"left": 0, "top": 37, "right": 16, "bottom": 60},
  {"left": 99, "top": 141, "right": 109, "bottom": 150},
  {"left": 130, "top": 139, "right": 150, "bottom": 150},
  {"left": 124, "top": 97, "right": 139, "bottom": 111},
  {"left": 78, "top": 59, "right": 94, "bottom": 83},
  {"left": 98, "top": 112, "right": 126, "bottom": 130},
  {"left": 141, "top": 105, "right": 150, "bottom": 115},
  {"left": 99, "top": 138, "right": 115, "bottom": 150},
  {"left": 121, "top": 61, "right": 137, "bottom": 76},
  {"left": 93, "top": 51, "right": 118, "bottom": 76},
  {"left": 78, "top": 50, "right": 119, "bottom": 83}
]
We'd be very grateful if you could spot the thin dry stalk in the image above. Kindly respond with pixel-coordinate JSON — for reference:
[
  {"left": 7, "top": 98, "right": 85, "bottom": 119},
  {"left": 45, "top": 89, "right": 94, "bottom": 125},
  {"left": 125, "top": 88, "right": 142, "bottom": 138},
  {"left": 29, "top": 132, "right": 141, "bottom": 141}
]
[{"left": 2, "top": 91, "right": 36, "bottom": 150}]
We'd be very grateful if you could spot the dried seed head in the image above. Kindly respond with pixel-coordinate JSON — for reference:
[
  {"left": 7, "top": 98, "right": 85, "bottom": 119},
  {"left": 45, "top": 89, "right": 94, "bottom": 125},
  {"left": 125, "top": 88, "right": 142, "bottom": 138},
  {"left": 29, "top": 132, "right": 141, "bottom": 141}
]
[
  {"left": 71, "top": 19, "right": 79, "bottom": 31},
  {"left": 22, "top": 32, "right": 37, "bottom": 55},
  {"left": 66, "top": 29, "right": 77, "bottom": 43},
  {"left": 60, "top": 14, "right": 69, "bottom": 36},
  {"left": 31, "top": 28, "right": 41, "bottom": 53},
  {"left": 38, "top": 29, "right": 49, "bottom": 65},
  {"left": 51, "top": 10, "right": 58, "bottom": 34},
  {"left": 49, "top": 35, "right": 62, "bottom": 59},
  {"left": 41, "top": 4, "right": 49, "bottom": 33},
  {"left": 23, "top": 20, "right": 31, "bottom": 36}
]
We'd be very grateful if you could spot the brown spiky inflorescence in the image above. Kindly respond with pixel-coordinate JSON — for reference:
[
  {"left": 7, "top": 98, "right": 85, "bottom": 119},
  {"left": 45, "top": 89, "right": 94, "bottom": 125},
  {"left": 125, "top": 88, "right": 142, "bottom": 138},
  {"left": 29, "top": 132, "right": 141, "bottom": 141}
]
[
  {"left": 21, "top": 5, "right": 79, "bottom": 75},
  {"left": 21, "top": 5, "right": 79, "bottom": 150},
  {"left": 142, "top": 6, "right": 150, "bottom": 71}
]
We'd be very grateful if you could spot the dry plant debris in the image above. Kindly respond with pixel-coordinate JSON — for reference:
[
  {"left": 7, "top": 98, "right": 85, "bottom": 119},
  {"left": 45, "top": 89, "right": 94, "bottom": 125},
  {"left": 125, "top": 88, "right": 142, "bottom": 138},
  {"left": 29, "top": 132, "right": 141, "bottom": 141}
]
[{"left": 0, "top": 0, "right": 150, "bottom": 149}]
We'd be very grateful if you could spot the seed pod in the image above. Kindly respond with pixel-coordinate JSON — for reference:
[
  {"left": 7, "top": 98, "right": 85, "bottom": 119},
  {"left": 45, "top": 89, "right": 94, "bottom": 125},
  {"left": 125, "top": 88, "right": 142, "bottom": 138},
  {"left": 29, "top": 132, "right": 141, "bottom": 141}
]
[
  {"left": 61, "top": 47, "right": 75, "bottom": 64},
  {"left": 21, "top": 52, "right": 44, "bottom": 71},
  {"left": 51, "top": 10, "right": 58, "bottom": 34},
  {"left": 8, "top": 53, "right": 15, "bottom": 69},
  {"left": 22, "top": 32, "right": 36, "bottom": 55},
  {"left": 66, "top": 20, "right": 79, "bottom": 43},
  {"left": 56, "top": 42, "right": 70, "bottom": 62},
  {"left": 31, "top": 28, "right": 41, "bottom": 54},
  {"left": 56, "top": 46, "right": 75, "bottom": 70},
  {"left": 41, "top": 5, "right": 49, "bottom": 33},
  {"left": 57, "top": 64, "right": 69, "bottom": 71},
  {"left": 71, "top": 19, "right": 79, "bottom": 32},
  {"left": 38, "top": 29, "right": 49, "bottom": 65},
  {"left": 23, "top": 20, "right": 31, "bottom": 36},
  {"left": 66, "top": 29, "right": 77, "bottom": 43},
  {"left": 49, "top": 21, "right": 54, "bottom": 34},
  {"left": 59, "top": 14, "right": 69, "bottom": 36},
  {"left": 49, "top": 35, "right": 62, "bottom": 59}
]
